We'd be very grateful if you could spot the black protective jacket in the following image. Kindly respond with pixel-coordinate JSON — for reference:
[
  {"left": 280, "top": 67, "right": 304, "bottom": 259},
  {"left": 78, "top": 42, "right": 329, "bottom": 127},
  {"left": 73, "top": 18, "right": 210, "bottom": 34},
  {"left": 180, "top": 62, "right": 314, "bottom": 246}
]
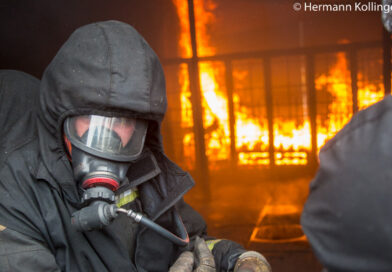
[
  {"left": 301, "top": 95, "right": 392, "bottom": 272},
  {"left": 0, "top": 21, "right": 244, "bottom": 271}
]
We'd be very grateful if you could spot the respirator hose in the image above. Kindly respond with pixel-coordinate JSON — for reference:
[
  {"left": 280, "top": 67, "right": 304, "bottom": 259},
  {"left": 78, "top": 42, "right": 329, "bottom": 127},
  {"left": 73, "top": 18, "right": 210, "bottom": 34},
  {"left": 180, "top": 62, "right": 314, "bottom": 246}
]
[
  {"left": 117, "top": 207, "right": 190, "bottom": 247},
  {"left": 71, "top": 203, "right": 189, "bottom": 246}
]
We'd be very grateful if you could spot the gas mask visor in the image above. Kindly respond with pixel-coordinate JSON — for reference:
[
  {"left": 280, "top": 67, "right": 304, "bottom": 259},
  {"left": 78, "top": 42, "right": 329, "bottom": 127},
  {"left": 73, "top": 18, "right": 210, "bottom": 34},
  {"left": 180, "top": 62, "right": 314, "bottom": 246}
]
[{"left": 64, "top": 115, "right": 148, "bottom": 162}]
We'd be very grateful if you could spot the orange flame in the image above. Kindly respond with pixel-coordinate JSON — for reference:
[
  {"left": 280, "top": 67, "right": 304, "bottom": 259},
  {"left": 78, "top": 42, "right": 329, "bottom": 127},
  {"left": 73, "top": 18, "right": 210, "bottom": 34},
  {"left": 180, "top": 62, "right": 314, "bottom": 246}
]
[
  {"left": 173, "top": 0, "right": 230, "bottom": 168},
  {"left": 172, "top": 0, "right": 384, "bottom": 168},
  {"left": 315, "top": 52, "right": 353, "bottom": 150},
  {"left": 357, "top": 74, "right": 384, "bottom": 110}
]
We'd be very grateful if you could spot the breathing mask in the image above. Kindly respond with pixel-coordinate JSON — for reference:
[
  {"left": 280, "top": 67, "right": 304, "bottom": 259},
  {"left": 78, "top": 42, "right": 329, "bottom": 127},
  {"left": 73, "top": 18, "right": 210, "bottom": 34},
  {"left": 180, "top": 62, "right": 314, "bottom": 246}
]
[
  {"left": 64, "top": 115, "right": 147, "bottom": 229},
  {"left": 63, "top": 115, "right": 189, "bottom": 246},
  {"left": 64, "top": 115, "right": 147, "bottom": 192}
]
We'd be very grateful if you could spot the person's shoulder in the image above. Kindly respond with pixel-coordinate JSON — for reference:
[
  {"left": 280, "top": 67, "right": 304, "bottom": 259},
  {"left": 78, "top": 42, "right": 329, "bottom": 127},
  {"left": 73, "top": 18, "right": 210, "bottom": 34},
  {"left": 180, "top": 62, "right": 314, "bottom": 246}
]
[
  {"left": 0, "top": 69, "right": 39, "bottom": 83},
  {"left": 0, "top": 69, "right": 40, "bottom": 168},
  {"left": 322, "top": 95, "right": 392, "bottom": 152},
  {"left": 0, "top": 137, "right": 40, "bottom": 186},
  {"left": 154, "top": 151, "right": 188, "bottom": 175}
]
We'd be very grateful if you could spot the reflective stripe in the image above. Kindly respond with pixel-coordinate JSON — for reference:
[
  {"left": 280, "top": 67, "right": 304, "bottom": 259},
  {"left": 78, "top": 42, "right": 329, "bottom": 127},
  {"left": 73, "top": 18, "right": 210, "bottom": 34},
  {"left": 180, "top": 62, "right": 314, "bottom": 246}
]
[
  {"left": 0, "top": 225, "right": 6, "bottom": 231},
  {"left": 116, "top": 188, "right": 139, "bottom": 207},
  {"left": 206, "top": 239, "right": 222, "bottom": 251}
]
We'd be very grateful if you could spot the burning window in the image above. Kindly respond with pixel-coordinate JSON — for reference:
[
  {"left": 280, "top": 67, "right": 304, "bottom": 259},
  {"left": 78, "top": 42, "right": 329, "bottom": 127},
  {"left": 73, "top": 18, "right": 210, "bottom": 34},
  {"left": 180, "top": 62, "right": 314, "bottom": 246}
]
[
  {"left": 357, "top": 48, "right": 385, "bottom": 110},
  {"left": 199, "top": 61, "right": 231, "bottom": 169},
  {"left": 271, "top": 55, "right": 310, "bottom": 165},
  {"left": 163, "top": 0, "right": 389, "bottom": 172},
  {"left": 232, "top": 59, "right": 269, "bottom": 166},
  {"left": 162, "top": 63, "right": 196, "bottom": 170},
  {"left": 315, "top": 52, "right": 353, "bottom": 150}
]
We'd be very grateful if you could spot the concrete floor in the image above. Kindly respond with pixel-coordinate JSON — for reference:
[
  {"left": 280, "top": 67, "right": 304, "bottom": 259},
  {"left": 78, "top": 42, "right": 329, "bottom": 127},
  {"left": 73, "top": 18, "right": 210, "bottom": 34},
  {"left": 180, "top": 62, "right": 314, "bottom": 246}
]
[{"left": 184, "top": 173, "right": 324, "bottom": 272}]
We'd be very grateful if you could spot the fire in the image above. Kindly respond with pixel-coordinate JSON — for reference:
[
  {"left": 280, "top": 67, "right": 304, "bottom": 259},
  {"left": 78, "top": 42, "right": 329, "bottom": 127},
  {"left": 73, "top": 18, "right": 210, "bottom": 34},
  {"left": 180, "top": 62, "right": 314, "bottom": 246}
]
[
  {"left": 179, "top": 63, "right": 195, "bottom": 169},
  {"left": 231, "top": 67, "right": 270, "bottom": 165},
  {"left": 315, "top": 52, "right": 353, "bottom": 150},
  {"left": 172, "top": 0, "right": 192, "bottom": 58},
  {"left": 173, "top": 0, "right": 313, "bottom": 167},
  {"left": 273, "top": 120, "right": 310, "bottom": 165},
  {"left": 173, "top": 0, "right": 231, "bottom": 167},
  {"left": 232, "top": 65, "right": 311, "bottom": 166},
  {"left": 235, "top": 106, "right": 270, "bottom": 166},
  {"left": 357, "top": 73, "right": 384, "bottom": 110},
  {"left": 199, "top": 62, "right": 231, "bottom": 162},
  {"left": 172, "top": 0, "right": 384, "bottom": 168}
]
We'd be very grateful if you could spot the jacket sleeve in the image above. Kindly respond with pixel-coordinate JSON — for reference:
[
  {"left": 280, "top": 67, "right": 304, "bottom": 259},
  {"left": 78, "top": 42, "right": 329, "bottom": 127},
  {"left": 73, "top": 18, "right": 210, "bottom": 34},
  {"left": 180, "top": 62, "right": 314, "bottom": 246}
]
[
  {"left": 176, "top": 199, "right": 246, "bottom": 271},
  {"left": 0, "top": 226, "right": 60, "bottom": 272}
]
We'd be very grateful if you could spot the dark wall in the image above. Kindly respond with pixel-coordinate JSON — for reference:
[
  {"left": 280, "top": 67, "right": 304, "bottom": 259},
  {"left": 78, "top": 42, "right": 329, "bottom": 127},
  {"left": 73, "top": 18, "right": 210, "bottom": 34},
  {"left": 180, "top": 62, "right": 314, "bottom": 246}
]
[
  {"left": 0, "top": 0, "right": 385, "bottom": 78},
  {"left": 211, "top": 0, "right": 383, "bottom": 55},
  {"left": 0, "top": 0, "right": 180, "bottom": 78}
]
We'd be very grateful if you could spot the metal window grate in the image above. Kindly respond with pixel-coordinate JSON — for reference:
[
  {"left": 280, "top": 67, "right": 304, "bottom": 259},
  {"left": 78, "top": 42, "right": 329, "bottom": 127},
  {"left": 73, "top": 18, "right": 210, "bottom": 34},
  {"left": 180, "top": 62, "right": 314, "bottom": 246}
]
[
  {"left": 162, "top": 44, "right": 388, "bottom": 171},
  {"left": 162, "top": 64, "right": 196, "bottom": 170},
  {"left": 271, "top": 55, "right": 310, "bottom": 165},
  {"left": 232, "top": 59, "right": 269, "bottom": 166},
  {"left": 315, "top": 52, "right": 353, "bottom": 150},
  {"left": 357, "top": 48, "right": 385, "bottom": 110}
]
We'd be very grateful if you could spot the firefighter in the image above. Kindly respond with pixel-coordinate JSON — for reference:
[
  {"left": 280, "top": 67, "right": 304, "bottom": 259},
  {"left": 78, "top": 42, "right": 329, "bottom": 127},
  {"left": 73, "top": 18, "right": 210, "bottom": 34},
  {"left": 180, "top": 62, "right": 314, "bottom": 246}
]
[
  {"left": 302, "top": 5, "right": 392, "bottom": 272},
  {"left": 0, "top": 21, "right": 270, "bottom": 271}
]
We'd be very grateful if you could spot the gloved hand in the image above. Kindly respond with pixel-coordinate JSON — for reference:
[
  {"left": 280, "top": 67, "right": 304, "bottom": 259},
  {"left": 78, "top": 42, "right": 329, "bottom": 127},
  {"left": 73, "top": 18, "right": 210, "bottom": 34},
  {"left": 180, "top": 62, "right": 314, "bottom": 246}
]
[
  {"left": 234, "top": 251, "right": 271, "bottom": 272},
  {"left": 169, "top": 236, "right": 216, "bottom": 272}
]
